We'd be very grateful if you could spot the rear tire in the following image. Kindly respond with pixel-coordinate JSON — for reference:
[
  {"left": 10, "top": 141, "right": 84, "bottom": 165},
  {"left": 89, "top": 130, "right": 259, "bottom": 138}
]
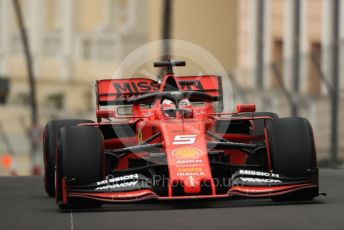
[
  {"left": 55, "top": 126, "right": 104, "bottom": 209},
  {"left": 43, "top": 119, "right": 93, "bottom": 197},
  {"left": 266, "top": 117, "right": 318, "bottom": 201}
]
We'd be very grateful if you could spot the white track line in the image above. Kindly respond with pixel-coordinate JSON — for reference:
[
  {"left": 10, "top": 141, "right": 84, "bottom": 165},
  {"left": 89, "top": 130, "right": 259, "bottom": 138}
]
[{"left": 70, "top": 209, "right": 74, "bottom": 230}]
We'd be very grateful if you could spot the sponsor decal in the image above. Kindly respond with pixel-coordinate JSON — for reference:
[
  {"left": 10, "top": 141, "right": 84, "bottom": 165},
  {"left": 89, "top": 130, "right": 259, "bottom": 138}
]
[
  {"left": 177, "top": 167, "right": 203, "bottom": 173},
  {"left": 110, "top": 79, "right": 206, "bottom": 94},
  {"left": 172, "top": 135, "right": 197, "bottom": 145},
  {"left": 238, "top": 170, "right": 280, "bottom": 178},
  {"left": 239, "top": 177, "right": 282, "bottom": 183},
  {"left": 96, "top": 174, "right": 139, "bottom": 186},
  {"left": 113, "top": 81, "right": 159, "bottom": 94},
  {"left": 178, "top": 80, "right": 205, "bottom": 91},
  {"left": 176, "top": 159, "right": 203, "bottom": 164},
  {"left": 177, "top": 172, "right": 205, "bottom": 177},
  {"left": 172, "top": 147, "right": 202, "bottom": 159},
  {"left": 95, "top": 181, "right": 138, "bottom": 191}
]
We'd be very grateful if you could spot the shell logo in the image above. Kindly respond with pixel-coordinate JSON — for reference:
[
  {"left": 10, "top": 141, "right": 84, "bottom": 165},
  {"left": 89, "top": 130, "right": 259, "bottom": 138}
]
[{"left": 172, "top": 147, "right": 202, "bottom": 159}]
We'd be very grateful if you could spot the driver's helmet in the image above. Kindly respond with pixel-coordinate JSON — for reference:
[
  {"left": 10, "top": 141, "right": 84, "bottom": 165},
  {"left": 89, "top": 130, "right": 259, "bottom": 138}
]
[
  {"left": 161, "top": 99, "right": 176, "bottom": 117},
  {"left": 179, "top": 98, "right": 193, "bottom": 118}
]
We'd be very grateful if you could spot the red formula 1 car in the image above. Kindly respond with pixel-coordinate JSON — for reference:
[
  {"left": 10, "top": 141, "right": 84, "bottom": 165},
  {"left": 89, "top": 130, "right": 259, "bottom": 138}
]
[{"left": 43, "top": 60, "right": 319, "bottom": 209}]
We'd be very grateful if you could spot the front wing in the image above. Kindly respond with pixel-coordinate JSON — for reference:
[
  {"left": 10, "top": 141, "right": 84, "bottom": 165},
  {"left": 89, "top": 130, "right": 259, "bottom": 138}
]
[{"left": 60, "top": 169, "right": 319, "bottom": 204}]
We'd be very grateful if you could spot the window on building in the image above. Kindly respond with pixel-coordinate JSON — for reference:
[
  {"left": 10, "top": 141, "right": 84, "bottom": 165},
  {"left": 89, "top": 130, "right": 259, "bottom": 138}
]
[
  {"left": 43, "top": 33, "right": 62, "bottom": 57},
  {"left": 308, "top": 42, "right": 322, "bottom": 96},
  {"left": 78, "top": 37, "right": 118, "bottom": 61},
  {"left": 271, "top": 39, "right": 284, "bottom": 88},
  {"left": 42, "top": 0, "right": 63, "bottom": 57},
  {"left": 81, "top": 38, "right": 92, "bottom": 60}
]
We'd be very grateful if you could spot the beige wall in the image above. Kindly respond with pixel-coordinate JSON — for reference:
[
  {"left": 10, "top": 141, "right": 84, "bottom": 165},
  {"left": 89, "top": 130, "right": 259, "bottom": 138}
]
[
  {"left": 268, "top": 0, "right": 323, "bottom": 52},
  {"left": 75, "top": 0, "right": 105, "bottom": 33},
  {"left": 44, "top": 0, "right": 57, "bottom": 31},
  {"left": 237, "top": 0, "right": 251, "bottom": 70},
  {"left": 270, "top": 0, "right": 284, "bottom": 39},
  {"left": 307, "top": 0, "right": 323, "bottom": 42},
  {"left": 148, "top": 0, "right": 163, "bottom": 41},
  {"left": 173, "top": 0, "right": 238, "bottom": 71}
]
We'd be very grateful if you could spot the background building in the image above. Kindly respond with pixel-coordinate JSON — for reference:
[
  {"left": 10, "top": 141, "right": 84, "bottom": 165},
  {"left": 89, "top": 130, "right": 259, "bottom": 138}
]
[
  {"left": 236, "top": 0, "right": 344, "bottom": 164},
  {"left": 0, "top": 0, "right": 343, "bottom": 175}
]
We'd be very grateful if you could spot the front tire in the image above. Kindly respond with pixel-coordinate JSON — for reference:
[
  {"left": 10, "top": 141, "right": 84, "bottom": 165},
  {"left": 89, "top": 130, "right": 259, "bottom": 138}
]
[
  {"left": 266, "top": 117, "right": 318, "bottom": 201},
  {"left": 55, "top": 126, "right": 104, "bottom": 209},
  {"left": 43, "top": 119, "right": 93, "bottom": 197}
]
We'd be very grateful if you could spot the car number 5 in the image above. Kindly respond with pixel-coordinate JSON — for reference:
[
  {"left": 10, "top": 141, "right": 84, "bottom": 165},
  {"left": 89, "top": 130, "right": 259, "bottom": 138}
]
[{"left": 172, "top": 135, "right": 197, "bottom": 145}]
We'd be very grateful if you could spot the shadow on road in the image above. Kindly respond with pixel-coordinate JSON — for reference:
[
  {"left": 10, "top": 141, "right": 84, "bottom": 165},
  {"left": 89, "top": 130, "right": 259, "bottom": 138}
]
[{"left": 57, "top": 197, "right": 325, "bottom": 213}]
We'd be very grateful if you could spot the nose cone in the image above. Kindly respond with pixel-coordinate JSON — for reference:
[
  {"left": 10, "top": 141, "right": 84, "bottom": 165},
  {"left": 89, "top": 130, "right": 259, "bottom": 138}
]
[{"left": 160, "top": 119, "right": 214, "bottom": 196}]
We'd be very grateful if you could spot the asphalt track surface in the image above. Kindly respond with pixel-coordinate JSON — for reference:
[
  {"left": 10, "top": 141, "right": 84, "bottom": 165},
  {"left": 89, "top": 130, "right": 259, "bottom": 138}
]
[{"left": 0, "top": 168, "right": 343, "bottom": 230}]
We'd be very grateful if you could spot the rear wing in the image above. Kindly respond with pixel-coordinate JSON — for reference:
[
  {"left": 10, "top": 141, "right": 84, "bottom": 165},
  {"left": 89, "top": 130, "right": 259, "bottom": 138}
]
[{"left": 96, "top": 75, "right": 223, "bottom": 109}]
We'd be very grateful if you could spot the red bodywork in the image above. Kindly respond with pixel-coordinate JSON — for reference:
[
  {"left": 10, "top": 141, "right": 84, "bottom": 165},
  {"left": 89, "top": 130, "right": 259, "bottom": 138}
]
[{"left": 61, "top": 74, "right": 317, "bottom": 203}]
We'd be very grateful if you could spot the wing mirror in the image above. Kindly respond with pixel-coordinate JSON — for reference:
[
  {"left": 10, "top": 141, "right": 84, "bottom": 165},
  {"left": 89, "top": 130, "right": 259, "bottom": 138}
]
[
  {"left": 96, "top": 110, "right": 116, "bottom": 118},
  {"left": 236, "top": 104, "right": 256, "bottom": 113}
]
